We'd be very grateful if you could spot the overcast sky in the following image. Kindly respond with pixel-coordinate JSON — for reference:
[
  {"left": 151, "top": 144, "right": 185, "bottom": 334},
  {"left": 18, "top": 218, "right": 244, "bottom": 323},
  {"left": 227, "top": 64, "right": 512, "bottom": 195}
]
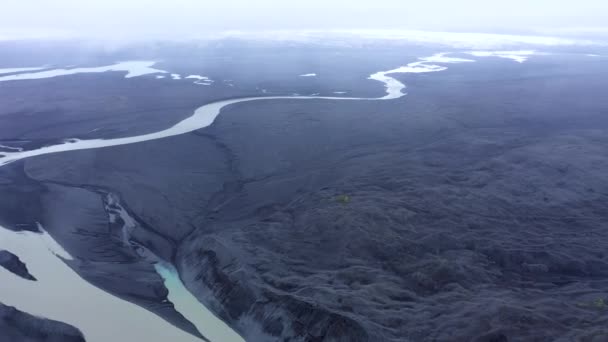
[{"left": 2, "top": 0, "right": 608, "bottom": 40}]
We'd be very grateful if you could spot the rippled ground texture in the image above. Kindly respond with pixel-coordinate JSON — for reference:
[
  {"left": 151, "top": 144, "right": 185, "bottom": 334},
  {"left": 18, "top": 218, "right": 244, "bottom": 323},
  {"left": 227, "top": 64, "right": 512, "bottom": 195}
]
[{"left": 1, "top": 41, "right": 608, "bottom": 341}]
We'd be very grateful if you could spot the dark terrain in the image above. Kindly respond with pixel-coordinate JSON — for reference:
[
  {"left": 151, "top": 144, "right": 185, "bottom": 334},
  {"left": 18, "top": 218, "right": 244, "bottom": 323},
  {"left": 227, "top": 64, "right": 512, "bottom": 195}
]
[
  {"left": 0, "top": 251, "right": 36, "bottom": 281},
  {"left": 1, "top": 41, "right": 608, "bottom": 341},
  {"left": 0, "top": 303, "right": 84, "bottom": 342}
]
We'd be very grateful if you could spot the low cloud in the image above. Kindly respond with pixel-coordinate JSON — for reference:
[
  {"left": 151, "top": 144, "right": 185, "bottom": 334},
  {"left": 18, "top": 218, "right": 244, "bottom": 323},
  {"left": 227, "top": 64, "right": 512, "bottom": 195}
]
[{"left": 1, "top": 0, "right": 607, "bottom": 42}]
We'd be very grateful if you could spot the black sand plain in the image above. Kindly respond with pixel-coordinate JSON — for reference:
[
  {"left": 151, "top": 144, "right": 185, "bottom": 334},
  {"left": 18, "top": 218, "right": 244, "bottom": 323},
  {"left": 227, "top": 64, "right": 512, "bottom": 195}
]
[{"left": 1, "top": 41, "right": 608, "bottom": 341}]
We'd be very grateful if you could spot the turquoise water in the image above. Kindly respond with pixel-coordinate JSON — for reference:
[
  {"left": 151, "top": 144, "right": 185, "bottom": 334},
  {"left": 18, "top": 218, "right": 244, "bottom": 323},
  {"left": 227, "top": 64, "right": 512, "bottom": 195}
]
[
  {"left": 0, "top": 226, "right": 211, "bottom": 342},
  {"left": 155, "top": 262, "right": 244, "bottom": 342}
]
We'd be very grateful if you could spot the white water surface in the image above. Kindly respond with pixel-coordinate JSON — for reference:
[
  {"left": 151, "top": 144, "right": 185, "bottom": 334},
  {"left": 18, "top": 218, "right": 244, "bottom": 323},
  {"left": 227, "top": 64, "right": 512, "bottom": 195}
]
[
  {"left": 0, "top": 52, "right": 474, "bottom": 166},
  {"left": 419, "top": 52, "right": 475, "bottom": 64},
  {"left": 299, "top": 73, "right": 316, "bottom": 77},
  {"left": 186, "top": 75, "right": 211, "bottom": 81},
  {"left": 368, "top": 53, "right": 473, "bottom": 99},
  {"left": 0, "top": 67, "right": 46, "bottom": 75},
  {"left": 186, "top": 75, "right": 214, "bottom": 85},
  {"left": 0, "top": 61, "right": 167, "bottom": 82},
  {"left": 467, "top": 50, "right": 537, "bottom": 63},
  {"left": 0, "top": 144, "right": 23, "bottom": 151},
  {"left": 0, "top": 226, "right": 211, "bottom": 342}
]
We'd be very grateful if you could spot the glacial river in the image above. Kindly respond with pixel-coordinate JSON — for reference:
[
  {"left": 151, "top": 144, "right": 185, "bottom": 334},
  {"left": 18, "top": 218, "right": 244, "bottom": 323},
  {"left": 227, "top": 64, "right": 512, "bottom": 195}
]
[
  {"left": 0, "top": 52, "right": 494, "bottom": 341},
  {"left": 0, "top": 225, "right": 237, "bottom": 342}
]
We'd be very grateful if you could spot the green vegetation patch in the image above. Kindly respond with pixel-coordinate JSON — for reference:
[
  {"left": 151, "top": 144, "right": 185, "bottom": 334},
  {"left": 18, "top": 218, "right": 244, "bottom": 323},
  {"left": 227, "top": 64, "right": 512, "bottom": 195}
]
[{"left": 336, "top": 194, "right": 351, "bottom": 204}]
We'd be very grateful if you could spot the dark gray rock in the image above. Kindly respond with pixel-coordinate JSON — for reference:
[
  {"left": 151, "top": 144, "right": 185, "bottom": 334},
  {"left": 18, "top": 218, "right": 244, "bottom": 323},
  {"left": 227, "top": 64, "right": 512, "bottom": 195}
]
[
  {"left": 0, "top": 303, "right": 84, "bottom": 342},
  {"left": 0, "top": 250, "right": 36, "bottom": 281}
]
